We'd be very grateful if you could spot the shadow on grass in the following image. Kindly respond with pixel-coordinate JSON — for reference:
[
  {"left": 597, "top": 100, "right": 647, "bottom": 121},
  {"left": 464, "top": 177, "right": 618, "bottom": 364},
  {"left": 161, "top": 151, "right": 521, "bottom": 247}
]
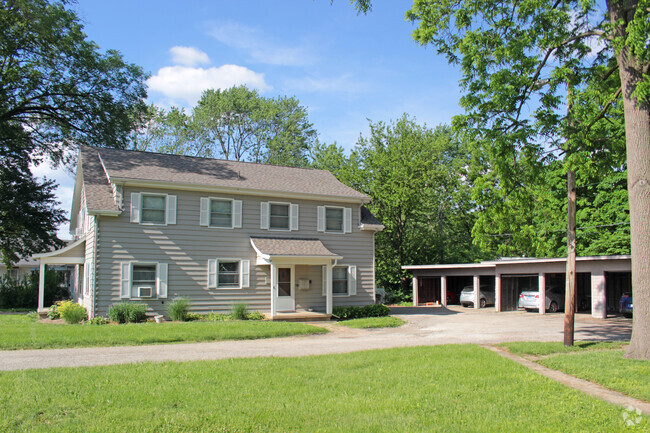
[{"left": 389, "top": 306, "right": 461, "bottom": 316}]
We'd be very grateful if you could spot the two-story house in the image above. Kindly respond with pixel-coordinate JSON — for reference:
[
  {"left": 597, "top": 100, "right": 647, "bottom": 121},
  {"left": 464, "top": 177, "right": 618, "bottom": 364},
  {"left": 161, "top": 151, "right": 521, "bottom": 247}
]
[{"left": 34, "top": 146, "right": 383, "bottom": 319}]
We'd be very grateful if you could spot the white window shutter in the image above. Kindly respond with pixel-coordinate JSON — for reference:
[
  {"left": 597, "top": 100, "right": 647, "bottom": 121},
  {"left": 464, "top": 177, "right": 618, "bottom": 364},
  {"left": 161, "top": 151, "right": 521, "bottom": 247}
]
[
  {"left": 317, "top": 206, "right": 326, "bottom": 232},
  {"left": 120, "top": 262, "right": 131, "bottom": 298},
  {"left": 207, "top": 259, "right": 217, "bottom": 288},
  {"left": 322, "top": 266, "right": 327, "bottom": 296},
  {"left": 344, "top": 208, "right": 352, "bottom": 233},
  {"left": 130, "top": 193, "right": 141, "bottom": 223},
  {"left": 290, "top": 204, "right": 299, "bottom": 231},
  {"left": 260, "top": 202, "right": 269, "bottom": 229},
  {"left": 200, "top": 197, "right": 210, "bottom": 226},
  {"left": 241, "top": 259, "right": 250, "bottom": 288},
  {"left": 233, "top": 200, "right": 243, "bottom": 228},
  {"left": 157, "top": 263, "right": 168, "bottom": 298},
  {"left": 348, "top": 265, "right": 357, "bottom": 296},
  {"left": 166, "top": 195, "right": 177, "bottom": 224}
]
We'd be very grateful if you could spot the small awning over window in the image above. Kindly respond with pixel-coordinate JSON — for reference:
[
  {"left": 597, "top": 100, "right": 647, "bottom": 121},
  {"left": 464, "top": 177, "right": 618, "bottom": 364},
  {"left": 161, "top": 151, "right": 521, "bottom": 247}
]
[{"left": 250, "top": 237, "right": 342, "bottom": 265}]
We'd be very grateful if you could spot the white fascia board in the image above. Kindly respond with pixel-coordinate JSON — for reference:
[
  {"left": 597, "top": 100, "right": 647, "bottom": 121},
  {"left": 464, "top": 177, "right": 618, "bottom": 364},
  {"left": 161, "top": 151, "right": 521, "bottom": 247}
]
[
  {"left": 33, "top": 237, "right": 86, "bottom": 260},
  {"left": 402, "top": 263, "right": 496, "bottom": 270},
  {"left": 359, "top": 223, "right": 385, "bottom": 232},
  {"left": 109, "top": 177, "right": 370, "bottom": 204},
  {"left": 87, "top": 208, "right": 121, "bottom": 216}
]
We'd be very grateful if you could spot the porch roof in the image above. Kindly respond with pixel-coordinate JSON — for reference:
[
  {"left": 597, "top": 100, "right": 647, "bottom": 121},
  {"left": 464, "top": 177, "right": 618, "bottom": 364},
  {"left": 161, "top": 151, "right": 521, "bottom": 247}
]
[
  {"left": 250, "top": 237, "right": 342, "bottom": 263},
  {"left": 32, "top": 237, "right": 86, "bottom": 265}
]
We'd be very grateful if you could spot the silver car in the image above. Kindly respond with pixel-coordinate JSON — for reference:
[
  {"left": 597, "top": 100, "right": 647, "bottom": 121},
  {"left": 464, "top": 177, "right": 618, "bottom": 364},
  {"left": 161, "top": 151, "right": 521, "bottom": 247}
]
[
  {"left": 518, "top": 286, "right": 565, "bottom": 313},
  {"left": 460, "top": 285, "right": 495, "bottom": 308}
]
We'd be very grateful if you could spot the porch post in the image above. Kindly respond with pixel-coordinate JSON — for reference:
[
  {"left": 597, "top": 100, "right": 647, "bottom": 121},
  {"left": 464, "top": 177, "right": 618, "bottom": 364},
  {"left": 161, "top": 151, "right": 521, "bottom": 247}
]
[
  {"left": 270, "top": 264, "right": 276, "bottom": 318},
  {"left": 538, "top": 273, "right": 546, "bottom": 315},
  {"left": 326, "top": 262, "right": 333, "bottom": 315},
  {"left": 412, "top": 275, "right": 419, "bottom": 306},
  {"left": 441, "top": 275, "right": 447, "bottom": 307},
  {"left": 473, "top": 274, "right": 480, "bottom": 309},
  {"left": 38, "top": 261, "right": 46, "bottom": 311}
]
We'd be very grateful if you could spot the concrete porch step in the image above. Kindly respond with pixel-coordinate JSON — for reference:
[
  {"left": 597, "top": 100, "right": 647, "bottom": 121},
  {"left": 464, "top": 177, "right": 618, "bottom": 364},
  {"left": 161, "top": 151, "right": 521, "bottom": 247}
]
[{"left": 267, "top": 311, "right": 332, "bottom": 322}]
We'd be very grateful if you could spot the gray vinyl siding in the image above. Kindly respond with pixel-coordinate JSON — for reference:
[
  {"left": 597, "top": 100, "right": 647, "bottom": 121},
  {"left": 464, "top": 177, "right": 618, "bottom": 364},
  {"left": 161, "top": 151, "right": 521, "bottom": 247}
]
[
  {"left": 81, "top": 213, "right": 96, "bottom": 316},
  {"left": 93, "top": 186, "right": 376, "bottom": 317}
]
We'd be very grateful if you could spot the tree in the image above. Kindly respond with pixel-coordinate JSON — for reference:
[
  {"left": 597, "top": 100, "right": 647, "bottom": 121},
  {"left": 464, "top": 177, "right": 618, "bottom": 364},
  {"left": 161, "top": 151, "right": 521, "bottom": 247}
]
[{"left": 0, "top": 0, "right": 148, "bottom": 264}]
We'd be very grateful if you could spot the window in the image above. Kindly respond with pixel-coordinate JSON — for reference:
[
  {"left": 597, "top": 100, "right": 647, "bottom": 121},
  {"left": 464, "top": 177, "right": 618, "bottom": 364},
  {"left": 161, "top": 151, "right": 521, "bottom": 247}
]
[
  {"left": 318, "top": 206, "right": 352, "bottom": 233},
  {"left": 120, "top": 262, "right": 168, "bottom": 299},
  {"left": 326, "top": 208, "right": 344, "bottom": 232},
  {"left": 211, "top": 199, "right": 232, "bottom": 227},
  {"left": 218, "top": 261, "right": 240, "bottom": 288},
  {"left": 130, "top": 193, "right": 176, "bottom": 225},
  {"left": 141, "top": 195, "right": 165, "bottom": 224},
  {"left": 270, "top": 203, "right": 290, "bottom": 230},
  {"left": 207, "top": 259, "right": 250, "bottom": 289},
  {"left": 132, "top": 264, "right": 156, "bottom": 294},
  {"left": 332, "top": 266, "right": 348, "bottom": 294}
]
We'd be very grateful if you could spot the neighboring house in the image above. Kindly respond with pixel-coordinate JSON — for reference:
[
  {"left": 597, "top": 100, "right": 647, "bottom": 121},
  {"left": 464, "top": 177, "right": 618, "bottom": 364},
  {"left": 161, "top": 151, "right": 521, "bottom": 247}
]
[{"left": 35, "top": 146, "right": 383, "bottom": 318}]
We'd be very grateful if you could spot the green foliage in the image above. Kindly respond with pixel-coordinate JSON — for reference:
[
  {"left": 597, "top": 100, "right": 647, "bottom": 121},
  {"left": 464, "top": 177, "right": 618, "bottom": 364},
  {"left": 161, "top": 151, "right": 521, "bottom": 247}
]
[
  {"left": 0, "top": 270, "right": 69, "bottom": 310},
  {"left": 167, "top": 297, "right": 190, "bottom": 322},
  {"left": 333, "top": 304, "right": 390, "bottom": 320},
  {"left": 206, "top": 312, "right": 233, "bottom": 322},
  {"left": 26, "top": 311, "right": 39, "bottom": 321},
  {"left": 0, "top": 0, "right": 147, "bottom": 265},
  {"left": 133, "top": 86, "right": 316, "bottom": 168},
  {"left": 231, "top": 303, "right": 249, "bottom": 320},
  {"left": 47, "top": 303, "right": 60, "bottom": 320},
  {"left": 500, "top": 340, "right": 627, "bottom": 357},
  {"left": 246, "top": 311, "right": 265, "bottom": 321},
  {"left": 185, "top": 313, "right": 204, "bottom": 322},
  {"left": 57, "top": 300, "right": 87, "bottom": 324},
  {"left": 109, "top": 302, "right": 148, "bottom": 324},
  {"left": 86, "top": 316, "right": 109, "bottom": 326}
]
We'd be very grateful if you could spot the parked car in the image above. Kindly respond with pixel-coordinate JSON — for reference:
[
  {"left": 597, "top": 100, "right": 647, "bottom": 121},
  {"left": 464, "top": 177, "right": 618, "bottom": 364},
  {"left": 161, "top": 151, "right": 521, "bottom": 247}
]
[
  {"left": 460, "top": 285, "right": 495, "bottom": 308},
  {"left": 446, "top": 291, "right": 458, "bottom": 305},
  {"left": 620, "top": 292, "right": 633, "bottom": 318},
  {"left": 518, "top": 286, "right": 565, "bottom": 313}
]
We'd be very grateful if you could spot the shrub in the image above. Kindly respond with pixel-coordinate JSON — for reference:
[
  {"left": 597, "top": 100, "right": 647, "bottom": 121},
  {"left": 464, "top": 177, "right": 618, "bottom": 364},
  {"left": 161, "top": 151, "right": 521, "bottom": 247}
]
[
  {"left": 0, "top": 270, "right": 70, "bottom": 310},
  {"left": 167, "top": 297, "right": 190, "bottom": 321},
  {"left": 47, "top": 303, "right": 60, "bottom": 320},
  {"left": 57, "top": 300, "right": 88, "bottom": 324},
  {"left": 333, "top": 304, "right": 390, "bottom": 320},
  {"left": 26, "top": 311, "right": 39, "bottom": 321},
  {"left": 231, "top": 303, "right": 249, "bottom": 320},
  {"left": 185, "top": 312, "right": 204, "bottom": 321},
  {"left": 109, "top": 302, "right": 148, "bottom": 324},
  {"left": 207, "top": 311, "right": 232, "bottom": 321},
  {"left": 246, "top": 311, "right": 265, "bottom": 321},
  {"left": 87, "top": 316, "right": 109, "bottom": 325}
]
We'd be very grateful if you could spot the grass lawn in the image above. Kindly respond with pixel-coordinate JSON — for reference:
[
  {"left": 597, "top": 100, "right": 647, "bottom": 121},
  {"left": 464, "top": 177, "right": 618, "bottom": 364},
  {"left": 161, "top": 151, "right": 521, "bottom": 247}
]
[
  {"left": 0, "top": 314, "right": 327, "bottom": 350},
  {"left": 1, "top": 345, "right": 645, "bottom": 432},
  {"left": 500, "top": 340, "right": 628, "bottom": 356},
  {"left": 337, "top": 316, "right": 405, "bottom": 328}
]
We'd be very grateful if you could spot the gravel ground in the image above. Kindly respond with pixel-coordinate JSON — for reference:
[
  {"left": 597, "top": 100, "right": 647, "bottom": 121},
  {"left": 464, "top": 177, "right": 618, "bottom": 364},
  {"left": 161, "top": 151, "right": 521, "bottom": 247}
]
[{"left": 0, "top": 306, "right": 632, "bottom": 371}]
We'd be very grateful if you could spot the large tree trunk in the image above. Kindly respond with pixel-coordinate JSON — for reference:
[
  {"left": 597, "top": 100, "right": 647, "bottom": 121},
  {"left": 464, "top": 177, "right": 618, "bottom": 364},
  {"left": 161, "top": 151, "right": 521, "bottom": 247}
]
[{"left": 608, "top": 0, "right": 650, "bottom": 360}]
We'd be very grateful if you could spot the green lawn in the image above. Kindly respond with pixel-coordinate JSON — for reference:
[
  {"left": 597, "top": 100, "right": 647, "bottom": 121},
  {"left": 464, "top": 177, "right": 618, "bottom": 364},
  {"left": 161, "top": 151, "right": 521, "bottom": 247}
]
[
  {"left": 0, "top": 314, "right": 327, "bottom": 350},
  {"left": 539, "top": 350, "right": 650, "bottom": 402},
  {"left": 1, "top": 345, "right": 644, "bottom": 432},
  {"left": 337, "top": 316, "right": 405, "bottom": 328},
  {"left": 500, "top": 340, "right": 628, "bottom": 356}
]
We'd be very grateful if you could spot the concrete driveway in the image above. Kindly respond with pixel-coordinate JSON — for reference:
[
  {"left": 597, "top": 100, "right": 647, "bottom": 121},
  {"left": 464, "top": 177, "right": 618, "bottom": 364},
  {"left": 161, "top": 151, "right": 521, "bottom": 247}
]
[{"left": 0, "top": 306, "right": 631, "bottom": 371}]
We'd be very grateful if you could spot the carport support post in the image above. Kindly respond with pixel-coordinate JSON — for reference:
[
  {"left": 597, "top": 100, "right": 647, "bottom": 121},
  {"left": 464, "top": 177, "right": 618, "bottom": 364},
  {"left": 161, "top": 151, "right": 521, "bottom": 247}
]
[
  {"left": 473, "top": 275, "right": 480, "bottom": 309},
  {"left": 495, "top": 274, "right": 501, "bottom": 312},
  {"left": 412, "top": 275, "right": 419, "bottom": 306},
  {"left": 591, "top": 272, "right": 606, "bottom": 319},
  {"left": 441, "top": 276, "right": 447, "bottom": 307},
  {"left": 38, "top": 262, "right": 46, "bottom": 311},
  {"left": 538, "top": 273, "right": 546, "bottom": 315}
]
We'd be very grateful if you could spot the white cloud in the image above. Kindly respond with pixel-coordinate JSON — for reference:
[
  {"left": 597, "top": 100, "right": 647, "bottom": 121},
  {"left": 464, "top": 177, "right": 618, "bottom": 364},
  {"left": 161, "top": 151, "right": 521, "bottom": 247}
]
[
  {"left": 147, "top": 64, "right": 271, "bottom": 107},
  {"left": 169, "top": 46, "right": 210, "bottom": 67},
  {"left": 207, "top": 22, "right": 316, "bottom": 67}
]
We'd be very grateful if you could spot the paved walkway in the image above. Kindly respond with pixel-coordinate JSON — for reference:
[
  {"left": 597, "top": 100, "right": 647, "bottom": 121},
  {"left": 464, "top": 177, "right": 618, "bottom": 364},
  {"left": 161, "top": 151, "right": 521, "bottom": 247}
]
[{"left": 0, "top": 307, "right": 632, "bottom": 371}]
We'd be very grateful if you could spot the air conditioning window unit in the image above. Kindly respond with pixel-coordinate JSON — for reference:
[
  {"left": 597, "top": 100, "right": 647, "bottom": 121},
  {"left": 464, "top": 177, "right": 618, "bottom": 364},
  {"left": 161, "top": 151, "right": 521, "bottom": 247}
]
[{"left": 137, "top": 286, "right": 153, "bottom": 298}]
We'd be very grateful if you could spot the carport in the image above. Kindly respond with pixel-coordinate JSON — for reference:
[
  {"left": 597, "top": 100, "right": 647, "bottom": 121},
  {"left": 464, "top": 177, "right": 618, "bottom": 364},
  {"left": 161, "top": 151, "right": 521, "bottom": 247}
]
[{"left": 403, "top": 255, "right": 631, "bottom": 319}]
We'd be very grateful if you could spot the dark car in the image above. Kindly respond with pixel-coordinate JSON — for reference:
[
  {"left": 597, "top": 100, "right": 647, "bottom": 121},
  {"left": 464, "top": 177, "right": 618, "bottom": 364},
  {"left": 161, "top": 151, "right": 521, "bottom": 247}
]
[{"left": 620, "top": 292, "right": 633, "bottom": 318}]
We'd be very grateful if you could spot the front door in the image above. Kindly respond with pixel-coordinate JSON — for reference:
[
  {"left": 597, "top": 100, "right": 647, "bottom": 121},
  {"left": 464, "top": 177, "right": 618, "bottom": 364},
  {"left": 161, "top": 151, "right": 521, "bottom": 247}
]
[{"left": 275, "top": 267, "right": 295, "bottom": 312}]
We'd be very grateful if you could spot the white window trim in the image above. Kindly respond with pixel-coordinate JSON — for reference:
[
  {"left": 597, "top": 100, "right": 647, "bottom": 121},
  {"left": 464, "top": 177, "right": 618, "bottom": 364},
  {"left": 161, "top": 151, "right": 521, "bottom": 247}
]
[
  {"left": 201, "top": 197, "right": 242, "bottom": 229},
  {"left": 267, "top": 201, "right": 292, "bottom": 232},
  {"left": 134, "top": 192, "right": 176, "bottom": 226},
  {"left": 207, "top": 258, "right": 250, "bottom": 289},
  {"left": 324, "top": 205, "right": 345, "bottom": 234},
  {"left": 318, "top": 205, "right": 352, "bottom": 234},
  {"left": 328, "top": 264, "right": 357, "bottom": 297}
]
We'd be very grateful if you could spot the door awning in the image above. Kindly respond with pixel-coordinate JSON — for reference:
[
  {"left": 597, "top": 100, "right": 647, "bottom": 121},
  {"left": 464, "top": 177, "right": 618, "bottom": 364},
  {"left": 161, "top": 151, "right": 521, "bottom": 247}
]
[
  {"left": 250, "top": 237, "right": 342, "bottom": 265},
  {"left": 32, "top": 237, "right": 86, "bottom": 265}
]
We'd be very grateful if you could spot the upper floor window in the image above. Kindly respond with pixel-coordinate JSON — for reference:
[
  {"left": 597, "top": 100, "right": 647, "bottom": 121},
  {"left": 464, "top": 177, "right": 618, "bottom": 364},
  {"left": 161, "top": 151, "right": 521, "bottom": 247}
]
[
  {"left": 200, "top": 198, "right": 242, "bottom": 229},
  {"left": 130, "top": 192, "right": 176, "bottom": 225},
  {"left": 260, "top": 202, "right": 298, "bottom": 231},
  {"left": 318, "top": 206, "right": 352, "bottom": 233}
]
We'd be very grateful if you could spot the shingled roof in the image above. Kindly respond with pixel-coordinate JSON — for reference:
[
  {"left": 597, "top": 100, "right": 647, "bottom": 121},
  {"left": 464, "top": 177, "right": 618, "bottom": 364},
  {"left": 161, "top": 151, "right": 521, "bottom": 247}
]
[{"left": 79, "top": 146, "right": 369, "bottom": 212}]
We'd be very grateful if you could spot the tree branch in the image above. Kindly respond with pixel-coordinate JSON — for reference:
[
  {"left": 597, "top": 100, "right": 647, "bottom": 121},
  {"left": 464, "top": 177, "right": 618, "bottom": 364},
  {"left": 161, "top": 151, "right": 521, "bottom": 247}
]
[{"left": 585, "top": 87, "right": 622, "bottom": 134}]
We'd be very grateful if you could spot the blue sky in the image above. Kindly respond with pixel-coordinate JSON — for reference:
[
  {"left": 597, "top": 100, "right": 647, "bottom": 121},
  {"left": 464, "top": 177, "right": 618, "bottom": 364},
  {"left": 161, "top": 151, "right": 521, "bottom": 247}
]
[{"left": 36, "top": 0, "right": 463, "bottom": 239}]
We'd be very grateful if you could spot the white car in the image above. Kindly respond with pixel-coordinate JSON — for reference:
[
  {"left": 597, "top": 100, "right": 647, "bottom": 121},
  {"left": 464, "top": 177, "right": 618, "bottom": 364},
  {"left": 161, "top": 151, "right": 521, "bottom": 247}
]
[
  {"left": 518, "top": 286, "right": 565, "bottom": 313},
  {"left": 460, "top": 285, "right": 495, "bottom": 308}
]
